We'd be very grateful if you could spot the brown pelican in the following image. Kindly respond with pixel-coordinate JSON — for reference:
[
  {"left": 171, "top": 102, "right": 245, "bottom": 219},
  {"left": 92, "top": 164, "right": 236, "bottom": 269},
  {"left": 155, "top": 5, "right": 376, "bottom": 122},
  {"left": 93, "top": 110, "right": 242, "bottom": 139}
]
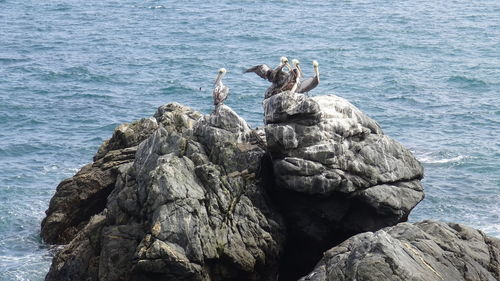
[
  {"left": 213, "top": 68, "right": 229, "bottom": 107},
  {"left": 296, "top": 60, "right": 320, "bottom": 95},
  {"left": 291, "top": 59, "right": 305, "bottom": 78},
  {"left": 280, "top": 68, "right": 300, "bottom": 93},
  {"left": 244, "top": 57, "right": 293, "bottom": 98},
  {"left": 244, "top": 56, "right": 291, "bottom": 82}
]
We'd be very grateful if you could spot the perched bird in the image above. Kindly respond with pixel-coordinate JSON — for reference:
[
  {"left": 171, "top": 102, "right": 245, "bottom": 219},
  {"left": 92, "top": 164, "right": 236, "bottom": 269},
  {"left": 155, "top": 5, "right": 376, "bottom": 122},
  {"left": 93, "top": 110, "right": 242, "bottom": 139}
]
[
  {"left": 291, "top": 59, "right": 305, "bottom": 78},
  {"left": 212, "top": 68, "right": 229, "bottom": 107},
  {"left": 296, "top": 60, "right": 320, "bottom": 95},
  {"left": 280, "top": 68, "right": 300, "bottom": 93},
  {"left": 244, "top": 56, "right": 291, "bottom": 82},
  {"left": 244, "top": 57, "right": 293, "bottom": 98}
]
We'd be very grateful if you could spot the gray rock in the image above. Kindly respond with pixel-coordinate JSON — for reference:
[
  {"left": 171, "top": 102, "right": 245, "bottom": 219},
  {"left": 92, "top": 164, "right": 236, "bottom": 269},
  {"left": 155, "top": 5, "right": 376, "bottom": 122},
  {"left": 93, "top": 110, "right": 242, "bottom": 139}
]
[
  {"left": 266, "top": 93, "right": 422, "bottom": 195},
  {"left": 43, "top": 93, "right": 489, "bottom": 281},
  {"left": 44, "top": 215, "right": 106, "bottom": 281},
  {"left": 44, "top": 103, "right": 285, "bottom": 281},
  {"left": 41, "top": 116, "right": 157, "bottom": 244},
  {"left": 263, "top": 91, "right": 321, "bottom": 125},
  {"left": 95, "top": 117, "right": 159, "bottom": 161},
  {"left": 263, "top": 92, "right": 424, "bottom": 279},
  {"left": 299, "top": 220, "right": 500, "bottom": 281}
]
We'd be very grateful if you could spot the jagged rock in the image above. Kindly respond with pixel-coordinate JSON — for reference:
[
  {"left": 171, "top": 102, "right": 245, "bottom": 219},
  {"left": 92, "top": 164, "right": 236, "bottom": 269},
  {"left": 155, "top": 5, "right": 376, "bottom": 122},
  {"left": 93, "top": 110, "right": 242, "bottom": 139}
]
[
  {"left": 45, "top": 92, "right": 490, "bottom": 281},
  {"left": 263, "top": 92, "right": 424, "bottom": 279},
  {"left": 41, "top": 117, "right": 158, "bottom": 244},
  {"left": 94, "top": 117, "right": 159, "bottom": 161},
  {"left": 299, "top": 220, "right": 500, "bottom": 281},
  {"left": 44, "top": 214, "right": 106, "bottom": 281},
  {"left": 44, "top": 103, "right": 285, "bottom": 281},
  {"left": 263, "top": 91, "right": 321, "bottom": 125}
]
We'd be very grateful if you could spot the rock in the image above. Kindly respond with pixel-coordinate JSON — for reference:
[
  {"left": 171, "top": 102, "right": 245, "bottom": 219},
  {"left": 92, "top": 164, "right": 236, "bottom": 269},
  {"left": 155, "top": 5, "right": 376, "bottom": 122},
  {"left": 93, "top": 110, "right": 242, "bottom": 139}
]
[
  {"left": 263, "top": 92, "right": 424, "bottom": 279},
  {"left": 263, "top": 91, "right": 321, "bottom": 125},
  {"left": 41, "top": 117, "right": 158, "bottom": 244},
  {"left": 44, "top": 214, "right": 106, "bottom": 281},
  {"left": 94, "top": 117, "right": 159, "bottom": 161},
  {"left": 299, "top": 220, "right": 500, "bottom": 281},
  {"left": 44, "top": 92, "right": 487, "bottom": 281},
  {"left": 44, "top": 103, "right": 285, "bottom": 281}
]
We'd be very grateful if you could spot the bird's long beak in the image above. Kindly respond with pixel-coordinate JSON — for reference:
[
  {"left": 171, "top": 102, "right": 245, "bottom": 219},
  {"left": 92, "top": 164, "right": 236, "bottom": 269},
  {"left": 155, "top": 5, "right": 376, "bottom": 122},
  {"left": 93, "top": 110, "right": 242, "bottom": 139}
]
[
  {"left": 214, "top": 72, "right": 223, "bottom": 86},
  {"left": 314, "top": 65, "right": 320, "bottom": 82},
  {"left": 286, "top": 62, "right": 293, "bottom": 71},
  {"left": 297, "top": 65, "right": 304, "bottom": 78}
]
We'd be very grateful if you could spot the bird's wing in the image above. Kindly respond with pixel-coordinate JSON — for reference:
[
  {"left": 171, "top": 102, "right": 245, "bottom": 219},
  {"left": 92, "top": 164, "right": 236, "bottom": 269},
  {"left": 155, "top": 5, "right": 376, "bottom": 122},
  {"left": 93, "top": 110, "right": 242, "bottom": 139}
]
[
  {"left": 213, "top": 85, "right": 224, "bottom": 105},
  {"left": 221, "top": 86, "right": 229, "bottom": 103},
  {"left": 244, "top": 64, "right": 272, "bottom": 81},
  {"left": 213, "top": 87, "right": 219, "bottom": 105},
  {"left": 296, "top": 76, "right": 319, "bottom": 93}
]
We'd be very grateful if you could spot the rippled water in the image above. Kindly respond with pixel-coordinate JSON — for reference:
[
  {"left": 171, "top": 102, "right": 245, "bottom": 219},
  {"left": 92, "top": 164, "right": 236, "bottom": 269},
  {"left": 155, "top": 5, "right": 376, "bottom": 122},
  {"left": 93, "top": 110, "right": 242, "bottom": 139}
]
[{"left": 1, "top": 0, "right": 499, "bottom": 279}]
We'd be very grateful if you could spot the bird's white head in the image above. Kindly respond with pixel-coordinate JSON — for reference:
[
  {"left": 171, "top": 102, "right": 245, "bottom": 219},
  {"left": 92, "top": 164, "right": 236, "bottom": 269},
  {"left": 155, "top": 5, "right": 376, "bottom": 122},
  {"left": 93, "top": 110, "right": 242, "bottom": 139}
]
[
  {"left": 293, "top": 59, "right": 304, "bottom": 77},
  {"left": 214, "top": 68, "right": 226, "bottom": 85},
  {"left": 280, "top": 57, "right": 289, "bottom": 64},
  {"left": 313, "top": 60, "right": 319, "bottom": 67}
]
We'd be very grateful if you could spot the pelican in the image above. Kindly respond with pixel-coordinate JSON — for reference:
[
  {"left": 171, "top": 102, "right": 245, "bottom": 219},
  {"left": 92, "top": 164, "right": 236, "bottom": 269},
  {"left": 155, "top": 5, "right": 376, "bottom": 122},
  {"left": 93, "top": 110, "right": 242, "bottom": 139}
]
[
  {"left": 244, "top": 57, "right": 294, "bottom": 98},
  {"left": 291, "top": 59, "right": 305, "bottom": 79},
  {"left": 280, "top": 67, "right": 300, "bottom": 93},
  {"left": 213, "top": 68, "right": 229, "bottom": 107},
  {"left": 296, "top": 60, "right": 320, "bottom": 95},
  {"left": 244, "top": 56, "right": 291, "bottom": 83}
]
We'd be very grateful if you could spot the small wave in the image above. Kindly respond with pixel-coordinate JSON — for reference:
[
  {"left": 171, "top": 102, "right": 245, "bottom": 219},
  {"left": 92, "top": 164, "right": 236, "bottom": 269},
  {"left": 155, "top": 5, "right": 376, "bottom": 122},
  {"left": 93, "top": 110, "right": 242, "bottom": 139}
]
[
  {"left": 386, "top": 94, "right": 420, "bottom": 104},
  {"left": 40, "top": 162, "right": 83, "bottom": 177},
  {"left": 160, "top": 85, "right": 194, "bottom": 95},
  {"left": 481, "top": 225, "right": 500, "bottom": 238},
  {"left": 149, "top": 5, "right": 165, "bottom": 9},
  {"left": 418, "top": 155, "right": 466, "bottom": 164},
  {"left": 42, "top": 164, "right": 60, "bottom": 173},
  {"left": 0, "top": 57, "right": 30, "bottom": 65},
  {"left": 41, "top": 66, "right": 111, "bottom": 83},
  {"left": 447, "top": 75, "right": 489, "bottom": 89}
]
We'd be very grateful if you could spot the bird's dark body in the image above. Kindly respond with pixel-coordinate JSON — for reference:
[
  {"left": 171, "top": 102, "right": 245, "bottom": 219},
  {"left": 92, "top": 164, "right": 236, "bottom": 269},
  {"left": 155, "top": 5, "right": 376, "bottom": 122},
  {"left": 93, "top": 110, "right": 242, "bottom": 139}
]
[
  {"left": 245, "top": 61, "right": 291, "bottom": 99},
  {"left": 296, "top": 76, "right": 319, "bottom": 94},
  {"left": 280, "top": 68, "right": 299, "bottom": 93}
]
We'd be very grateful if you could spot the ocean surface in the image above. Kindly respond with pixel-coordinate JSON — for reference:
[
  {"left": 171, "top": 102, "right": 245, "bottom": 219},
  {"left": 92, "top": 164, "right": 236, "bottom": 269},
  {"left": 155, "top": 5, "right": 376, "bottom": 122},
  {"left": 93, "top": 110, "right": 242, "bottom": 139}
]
[{"left": 1, "top": 0, "right": 499, "bottom": 279}]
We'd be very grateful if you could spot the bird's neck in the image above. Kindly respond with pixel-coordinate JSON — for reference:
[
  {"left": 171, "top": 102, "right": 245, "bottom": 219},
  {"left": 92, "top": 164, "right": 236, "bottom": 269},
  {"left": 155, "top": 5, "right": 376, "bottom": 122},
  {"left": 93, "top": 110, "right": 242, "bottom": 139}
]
[
  {"left": 295, "top": 65, "right": 302, "bottom": 77},
  {"left": 314, "top": 66, "right": 320, "bottom": 81}
]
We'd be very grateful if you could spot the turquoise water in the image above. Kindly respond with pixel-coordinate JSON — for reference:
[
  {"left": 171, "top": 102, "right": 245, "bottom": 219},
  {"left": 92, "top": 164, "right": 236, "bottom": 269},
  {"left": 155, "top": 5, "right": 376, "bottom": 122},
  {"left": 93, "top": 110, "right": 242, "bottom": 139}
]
[{"left": 1, "top": 0, "right": 499, "bottom": 279}]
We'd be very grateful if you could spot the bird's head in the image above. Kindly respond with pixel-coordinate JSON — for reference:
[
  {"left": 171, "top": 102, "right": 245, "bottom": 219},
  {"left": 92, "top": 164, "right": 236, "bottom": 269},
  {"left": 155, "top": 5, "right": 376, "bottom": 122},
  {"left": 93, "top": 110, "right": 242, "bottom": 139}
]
[
  {"left": 281, "top": 57, "right": 292, "bottom": 71},
  {"left": 214, "top": 68, "right": 226, "bottom": 85},
  {"left": 292, "top": 59, "right": 304, "bottom": 77},
  {"left": 313, "top": 60, "right": 319, "bottom": 67}
]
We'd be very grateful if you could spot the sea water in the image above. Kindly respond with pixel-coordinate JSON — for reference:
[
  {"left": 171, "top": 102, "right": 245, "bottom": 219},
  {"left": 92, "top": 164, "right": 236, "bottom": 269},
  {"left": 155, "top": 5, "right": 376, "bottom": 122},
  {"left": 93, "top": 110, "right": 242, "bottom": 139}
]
[{"left": 0, "top": 0, "right": 499, "bottom": 279}]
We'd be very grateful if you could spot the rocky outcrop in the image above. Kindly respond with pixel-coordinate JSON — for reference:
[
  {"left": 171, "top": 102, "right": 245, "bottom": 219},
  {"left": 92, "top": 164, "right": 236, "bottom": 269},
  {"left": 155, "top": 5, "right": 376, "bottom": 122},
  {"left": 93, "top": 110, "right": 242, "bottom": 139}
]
[
  {"left": 42, "top": 91, "right": 499, "bottom": 281},
  {"left": 44, "top": 103, "right": 284, "bottom": 281},
  {"left": 41, "top": 117, "right": 159, "bottom": 244},
  {"left": 263, "top": 92, "right": 424, "bottom": 279},
  {"left": 299, "top": 220, "right": 500, "bottom": 281}
]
